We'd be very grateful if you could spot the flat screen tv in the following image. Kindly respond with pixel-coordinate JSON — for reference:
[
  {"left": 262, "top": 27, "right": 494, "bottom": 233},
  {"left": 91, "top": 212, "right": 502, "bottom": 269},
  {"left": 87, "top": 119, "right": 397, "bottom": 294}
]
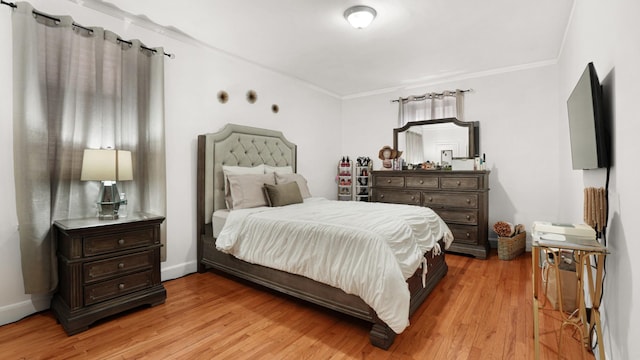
[{"left": 566, "top": 62, "right": 609, "bottom": 170}]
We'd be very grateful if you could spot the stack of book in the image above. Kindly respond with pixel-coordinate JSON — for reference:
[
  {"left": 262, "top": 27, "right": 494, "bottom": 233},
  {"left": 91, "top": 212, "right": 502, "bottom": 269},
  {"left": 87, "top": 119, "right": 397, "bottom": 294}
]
[{"left": 531, "top": 221, "right": 605, "bottom": 250}]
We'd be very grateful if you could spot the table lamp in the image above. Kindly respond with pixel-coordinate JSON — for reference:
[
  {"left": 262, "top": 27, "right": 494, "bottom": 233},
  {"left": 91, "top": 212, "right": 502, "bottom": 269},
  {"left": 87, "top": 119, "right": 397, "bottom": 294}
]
[{"left": 80, "top": 149, "right": 133, "bottom": 219}]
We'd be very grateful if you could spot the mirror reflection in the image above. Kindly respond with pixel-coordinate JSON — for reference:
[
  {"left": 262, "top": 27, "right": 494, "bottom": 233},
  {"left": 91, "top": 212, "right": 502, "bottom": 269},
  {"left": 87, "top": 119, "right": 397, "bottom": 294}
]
[{"left": 394, "top": 118, "right": 477, "bottom": 165}]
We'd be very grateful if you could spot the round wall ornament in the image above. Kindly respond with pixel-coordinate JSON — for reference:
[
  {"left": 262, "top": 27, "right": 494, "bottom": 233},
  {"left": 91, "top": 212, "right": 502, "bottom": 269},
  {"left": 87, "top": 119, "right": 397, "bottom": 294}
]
[
  {"left": 217, "top": 90, "right": 229, "bottom": 104},
  {"left": 246, "top": 90, "right": 257, "bottom": 104}
]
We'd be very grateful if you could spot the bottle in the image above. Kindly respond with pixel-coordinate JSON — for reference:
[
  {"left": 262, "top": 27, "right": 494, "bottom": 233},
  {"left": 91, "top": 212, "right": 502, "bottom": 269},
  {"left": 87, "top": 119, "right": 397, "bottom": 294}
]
[{"left": 119, "top": 193, "right": 128, "bottom": 218}]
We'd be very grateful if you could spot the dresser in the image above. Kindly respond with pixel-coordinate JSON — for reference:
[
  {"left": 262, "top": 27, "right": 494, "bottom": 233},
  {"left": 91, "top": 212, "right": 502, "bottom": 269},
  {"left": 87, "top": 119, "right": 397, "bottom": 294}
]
[
  {"left": 51, "top": 213, "right": 166, "bottom": 335},
  {"left": 371, "top": 170, "right": 490, "bottom": 259}
]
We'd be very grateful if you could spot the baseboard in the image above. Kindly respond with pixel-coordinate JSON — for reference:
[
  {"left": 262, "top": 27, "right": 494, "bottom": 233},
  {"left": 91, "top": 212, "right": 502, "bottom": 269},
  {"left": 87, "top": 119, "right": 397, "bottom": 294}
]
[
  {"left": 0, "top": 294, "right": 51, "bottom": 326},
  {"left": 161, "top": 260, "right": 198, "bottom": 281}
]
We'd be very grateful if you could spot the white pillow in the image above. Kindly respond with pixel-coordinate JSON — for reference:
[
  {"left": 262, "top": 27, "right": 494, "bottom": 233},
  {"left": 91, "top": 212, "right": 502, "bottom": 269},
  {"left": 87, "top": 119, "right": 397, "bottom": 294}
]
[
  {"left": 222, "top": 165, "right": 265, "bottom": 208},
  {"left": 264, "top": 165, "right": 294, "bottom": 174},
  {"left": 227, "top": 173, "right": 275, "bottom": 210},
  {"left": 275, "top": 173, "right": 312, "bottom": 199}
]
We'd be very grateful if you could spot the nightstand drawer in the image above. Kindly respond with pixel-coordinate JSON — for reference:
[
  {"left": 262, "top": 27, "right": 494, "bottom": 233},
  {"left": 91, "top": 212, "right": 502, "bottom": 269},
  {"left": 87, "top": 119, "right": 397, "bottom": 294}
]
[
  {"left": 85, "top": 270, "right": 153, "bottom": 305},
  {"left": 374, "top": 176, "right": 405, "bottom": 187},
  {"left": 440, "top": 177, "right": 479, "bottom": 190},
  {"left": 84, "top": 228, "right": 156, "bottom": 256},
  {"left": 84, "top": 250, "right": 154, "bottom": 283}
]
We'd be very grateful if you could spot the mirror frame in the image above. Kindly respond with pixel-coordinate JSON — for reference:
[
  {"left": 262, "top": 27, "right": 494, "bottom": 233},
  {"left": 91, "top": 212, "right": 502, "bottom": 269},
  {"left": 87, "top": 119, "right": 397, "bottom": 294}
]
[{"left": 393, "top": 117, "right": 479, "bottom": 159}]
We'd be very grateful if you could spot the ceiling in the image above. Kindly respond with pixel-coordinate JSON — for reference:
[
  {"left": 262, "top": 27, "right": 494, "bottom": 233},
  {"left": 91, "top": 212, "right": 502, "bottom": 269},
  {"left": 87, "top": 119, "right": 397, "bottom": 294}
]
[{"left": 93, "top": 0, "right": 574, "bottom": 97}]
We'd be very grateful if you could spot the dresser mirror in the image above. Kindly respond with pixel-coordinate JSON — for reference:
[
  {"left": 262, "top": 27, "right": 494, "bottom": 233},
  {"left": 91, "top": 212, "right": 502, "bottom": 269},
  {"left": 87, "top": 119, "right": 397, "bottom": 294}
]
[{"left": 393, "top": 118, "right": 479, "bottom": 165}]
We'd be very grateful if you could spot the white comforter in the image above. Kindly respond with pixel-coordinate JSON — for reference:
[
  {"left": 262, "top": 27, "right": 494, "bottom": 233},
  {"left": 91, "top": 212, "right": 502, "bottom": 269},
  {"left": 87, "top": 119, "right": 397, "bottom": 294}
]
[{"left": 216, "top": 197, "right": 453, "bottom": 334}]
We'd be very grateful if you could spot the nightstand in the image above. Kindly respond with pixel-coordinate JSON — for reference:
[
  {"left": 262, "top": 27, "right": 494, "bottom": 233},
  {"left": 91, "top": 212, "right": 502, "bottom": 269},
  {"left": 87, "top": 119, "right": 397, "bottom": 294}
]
[{"left": 50, "top": 212, "right": 166, "bottom": 335}]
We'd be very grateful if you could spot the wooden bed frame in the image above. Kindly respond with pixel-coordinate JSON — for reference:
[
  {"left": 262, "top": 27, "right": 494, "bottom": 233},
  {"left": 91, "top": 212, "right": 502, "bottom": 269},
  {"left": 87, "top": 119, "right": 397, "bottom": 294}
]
[{"left": 196, "top": 123, "right": 448, "bottom": 349}]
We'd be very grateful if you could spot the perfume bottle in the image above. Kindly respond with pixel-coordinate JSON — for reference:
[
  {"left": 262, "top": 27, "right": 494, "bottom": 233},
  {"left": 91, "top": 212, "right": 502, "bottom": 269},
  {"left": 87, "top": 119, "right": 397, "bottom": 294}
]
[{"left": 119, "top": 193, "right": 128, "bottom": 218}]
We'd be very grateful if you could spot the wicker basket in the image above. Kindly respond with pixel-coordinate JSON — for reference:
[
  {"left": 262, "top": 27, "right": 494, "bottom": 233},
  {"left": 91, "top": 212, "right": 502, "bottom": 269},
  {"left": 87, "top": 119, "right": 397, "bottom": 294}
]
[{"left": 498, "top": 231, "right": 526, "bottom": 260}]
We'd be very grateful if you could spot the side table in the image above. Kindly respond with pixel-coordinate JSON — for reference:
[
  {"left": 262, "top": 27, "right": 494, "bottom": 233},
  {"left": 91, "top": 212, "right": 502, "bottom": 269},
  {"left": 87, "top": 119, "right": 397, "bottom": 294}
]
[
  {"left": 51, "top": 212, "right": 166, "bottom": 335},
  {"left": 532, "top": 234, "right": 608, "bottom": 359}
]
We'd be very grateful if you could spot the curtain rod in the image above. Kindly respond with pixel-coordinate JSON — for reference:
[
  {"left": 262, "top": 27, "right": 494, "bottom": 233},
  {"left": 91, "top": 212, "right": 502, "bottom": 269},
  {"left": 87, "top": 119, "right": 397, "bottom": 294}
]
[
  {"left": 391, "top": 89, "right": 472, "bottom": 103},
  {"left": 1, "top": 0, "right": 174, "bottom": 59}
]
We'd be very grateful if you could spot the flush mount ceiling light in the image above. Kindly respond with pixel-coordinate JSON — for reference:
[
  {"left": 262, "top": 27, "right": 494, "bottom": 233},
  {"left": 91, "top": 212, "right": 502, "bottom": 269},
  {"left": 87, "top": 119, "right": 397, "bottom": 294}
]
[{"left": 344, "top": 5, "right": 377, "bottom": 29}]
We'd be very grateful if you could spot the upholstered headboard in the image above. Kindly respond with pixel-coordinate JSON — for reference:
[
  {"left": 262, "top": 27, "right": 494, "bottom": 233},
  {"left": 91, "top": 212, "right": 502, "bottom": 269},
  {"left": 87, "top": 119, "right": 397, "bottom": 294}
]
[{"left": 197, "top": 123, "right": 297, "bottom": 231}]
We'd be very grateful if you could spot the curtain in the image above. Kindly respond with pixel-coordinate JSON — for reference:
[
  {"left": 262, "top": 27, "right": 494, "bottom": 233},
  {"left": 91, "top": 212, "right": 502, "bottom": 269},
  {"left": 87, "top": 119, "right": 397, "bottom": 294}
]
[
  {"left": 397, "top": 90, "right": 465, "bottom": 127},
  {"left": 12, "top": 2, "right": 166, "bottom": 294},
  {"left": 405, "top": 130, "right": 424, "bottom": 164}
]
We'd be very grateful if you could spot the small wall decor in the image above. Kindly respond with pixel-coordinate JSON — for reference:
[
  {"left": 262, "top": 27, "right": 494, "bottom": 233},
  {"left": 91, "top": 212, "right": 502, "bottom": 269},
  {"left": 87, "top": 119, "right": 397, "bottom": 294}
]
[
  {"left": 246, "top": 90, "right": 257, "bottom": 104},
  {"left": 271, "top": 104, "right": 279, "bottom": 114},
  {"left": 217, "top": 90, "right": 229, "bottom": 104}
]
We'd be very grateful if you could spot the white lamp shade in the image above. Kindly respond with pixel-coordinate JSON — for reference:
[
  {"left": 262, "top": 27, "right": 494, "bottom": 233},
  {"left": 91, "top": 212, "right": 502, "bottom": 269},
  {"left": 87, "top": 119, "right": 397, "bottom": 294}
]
[
  {"left": 81, "top": 149, "right": 133, "bottom": 181},
  {"left": 344, "top": 6, "right": 377, "bottom": 29}
]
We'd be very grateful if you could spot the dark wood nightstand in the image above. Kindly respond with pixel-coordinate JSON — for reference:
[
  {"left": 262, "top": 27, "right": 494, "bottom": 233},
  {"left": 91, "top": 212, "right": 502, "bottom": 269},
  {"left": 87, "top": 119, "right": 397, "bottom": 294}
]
[{"left": 51, "top": 213, "right": 166, "bottom": 335}]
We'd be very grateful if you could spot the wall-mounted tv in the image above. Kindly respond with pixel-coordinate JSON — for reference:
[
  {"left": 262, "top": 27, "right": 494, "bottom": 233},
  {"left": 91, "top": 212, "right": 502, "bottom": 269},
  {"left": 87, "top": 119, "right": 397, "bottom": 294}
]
[{"left": 566, "top": 62, "right": 609, "bottom": 170}]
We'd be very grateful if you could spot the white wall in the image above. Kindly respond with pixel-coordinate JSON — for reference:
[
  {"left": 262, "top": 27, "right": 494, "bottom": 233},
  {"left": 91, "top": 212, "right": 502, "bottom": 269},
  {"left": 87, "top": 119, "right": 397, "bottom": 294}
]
[
  {"left": 0, "top": 0, "right": 341, "bottom": 325},
  {"left": 343, "top": 1, "right": 640, "bottom": 357},
  {"left": 341, "top": 65, "right": 561, "bottom": 245},
  {"left": 557, "top": 1, "right": 640, "bottom": 358}
]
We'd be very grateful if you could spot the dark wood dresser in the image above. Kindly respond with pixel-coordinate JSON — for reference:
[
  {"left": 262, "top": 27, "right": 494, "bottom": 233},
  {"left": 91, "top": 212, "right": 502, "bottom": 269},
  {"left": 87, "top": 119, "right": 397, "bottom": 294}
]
[
  {"left": 371, "top": 170, "right": 490, "bottom": 259},
  {"left": 51, "top": 213, "right": 166, "bottom": 335}
]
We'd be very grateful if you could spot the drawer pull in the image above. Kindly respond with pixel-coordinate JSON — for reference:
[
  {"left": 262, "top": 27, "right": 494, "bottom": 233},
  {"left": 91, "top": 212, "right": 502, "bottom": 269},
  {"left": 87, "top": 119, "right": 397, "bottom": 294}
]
[
  {"left": 427, "top": 197, "right": 433, "bottom": 202},
  {"left": 118, "top": 263, "right": 125, "bottom": 269},
  {"left": 380, "top": 194, "right": 385, "bottom": 199},
  {"left": 118, "top": 239, "right": 125, "bottom": 245},
  {"left": 387, "top": 179, "right": 392, "bottom": 183},
  {"left": 466, "top": 198, "right": 471, "bottom": 204},
  {"left": 118, "top": 283, "right": 125, "bottom": 290},
  {"left": 419, "top": 180, "right": 424, "bottom": 184},
  {"left": 466, "top": 215, "right": 471, "bottom": 220},
  {"left": 457, "top": 181, "right": 461, "bottom": 186},
  {"left": 466, "top": 232, "right": 471, "bottom": 238},
  {"left": 410, "top": 196, "right": 416, "bottom": 201}
]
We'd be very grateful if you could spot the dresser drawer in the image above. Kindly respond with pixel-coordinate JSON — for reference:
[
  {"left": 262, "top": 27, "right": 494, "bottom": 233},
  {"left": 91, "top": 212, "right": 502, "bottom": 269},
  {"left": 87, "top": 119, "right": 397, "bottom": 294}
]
[
  {"left": 448, "top": 224, "right": 479, "bottom": 245},
  {"left": 434, "top": 209, "right": 478, "bottom": 225},
  {"left": 374, "top": 176, "right": 405, "bottom": 188},
  {"left": 440, "top": 177, "right": 479, "bottom": 190},
  {"left": 405, "top": 176, "right": 438, "bottom": 189},
  {"left": 85, "top": 270, "right": 153, "bottom": 305},
  {"left": 84, "top": 250, "right": 154, "bottom": 283},
  {"left": 422, "top": 192, "right": 478, "bottom": 209},
  {"left": 84, "top": 228, "right": 156, "bottom": 256},
  {"left": 374, "top": 190, "right": 421, "bottom": 205}
]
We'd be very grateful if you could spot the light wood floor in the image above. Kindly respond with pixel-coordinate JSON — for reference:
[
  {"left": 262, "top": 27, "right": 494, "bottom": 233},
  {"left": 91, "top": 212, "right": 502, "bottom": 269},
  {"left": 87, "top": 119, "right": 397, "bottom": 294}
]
[{"left": 0, "top": 251, "right": 595, "bottom": 359}]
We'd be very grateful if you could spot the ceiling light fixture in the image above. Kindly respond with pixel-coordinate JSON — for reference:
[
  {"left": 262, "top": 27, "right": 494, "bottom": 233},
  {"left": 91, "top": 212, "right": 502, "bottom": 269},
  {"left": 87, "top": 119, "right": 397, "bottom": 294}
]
[{"left": 344, "top": 5, "right": 377, "bottom": 29}]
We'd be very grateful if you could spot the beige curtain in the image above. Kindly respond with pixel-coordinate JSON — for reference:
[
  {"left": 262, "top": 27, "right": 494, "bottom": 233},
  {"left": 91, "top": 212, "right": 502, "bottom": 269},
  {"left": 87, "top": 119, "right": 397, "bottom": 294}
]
[
  {"left": 12, "top": 2, "right": 166, "bottom": 294},
  {"left": 397, "top": 90, "right": 465, "bottom": 127}
]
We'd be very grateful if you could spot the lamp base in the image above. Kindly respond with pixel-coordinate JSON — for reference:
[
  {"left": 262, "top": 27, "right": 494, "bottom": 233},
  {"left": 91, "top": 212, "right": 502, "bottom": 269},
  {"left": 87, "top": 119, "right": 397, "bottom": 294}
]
[{"left": 97, "top": 181, "right": 122, "bottom": 220}]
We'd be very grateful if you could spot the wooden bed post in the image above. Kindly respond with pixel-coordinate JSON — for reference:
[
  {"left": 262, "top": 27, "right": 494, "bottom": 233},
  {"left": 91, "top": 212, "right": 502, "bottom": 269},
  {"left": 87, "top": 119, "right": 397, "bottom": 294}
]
[{"left": 370, "top": 322, "right": 397, "bottom": 350}]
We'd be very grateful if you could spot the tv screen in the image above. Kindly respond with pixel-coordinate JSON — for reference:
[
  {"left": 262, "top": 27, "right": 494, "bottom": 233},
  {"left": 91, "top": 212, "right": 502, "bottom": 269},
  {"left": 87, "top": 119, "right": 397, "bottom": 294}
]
[{"left": 566, "top": 62, "right": 609, "bottom": 170}]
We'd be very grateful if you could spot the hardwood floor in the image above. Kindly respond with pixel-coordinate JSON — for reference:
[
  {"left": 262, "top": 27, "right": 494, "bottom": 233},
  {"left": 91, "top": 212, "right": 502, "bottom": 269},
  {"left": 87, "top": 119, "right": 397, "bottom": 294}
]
[{"left": 0, "top": 250, "right": 595, "bottom": 359}]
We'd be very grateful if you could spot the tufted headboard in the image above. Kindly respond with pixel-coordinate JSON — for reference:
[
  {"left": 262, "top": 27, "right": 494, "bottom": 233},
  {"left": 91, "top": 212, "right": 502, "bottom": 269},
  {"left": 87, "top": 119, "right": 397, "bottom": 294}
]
[{"left": 196, "top": 123, "right": 297, "bottom": 234}]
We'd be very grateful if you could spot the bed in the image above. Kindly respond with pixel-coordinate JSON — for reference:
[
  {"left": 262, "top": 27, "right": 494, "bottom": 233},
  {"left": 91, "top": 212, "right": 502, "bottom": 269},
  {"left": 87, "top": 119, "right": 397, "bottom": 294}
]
[{"left": 196, "top": 123, "right": 450, "bottom": 349}]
